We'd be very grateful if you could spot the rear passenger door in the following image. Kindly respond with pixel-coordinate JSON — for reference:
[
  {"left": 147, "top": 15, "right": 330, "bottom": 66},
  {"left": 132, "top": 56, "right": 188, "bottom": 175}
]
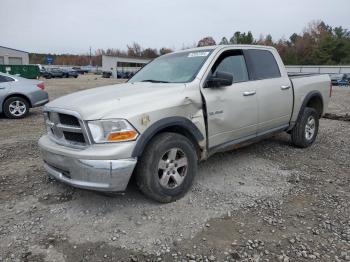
[{"left": 244, "top": 49, "right": 293, "bottom": 133}]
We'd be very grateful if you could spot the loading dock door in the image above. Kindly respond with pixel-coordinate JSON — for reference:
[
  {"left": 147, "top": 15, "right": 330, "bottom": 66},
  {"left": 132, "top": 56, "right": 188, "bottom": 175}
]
[{"left": 8, "top": 57, "right": 23, "bottom": 65}]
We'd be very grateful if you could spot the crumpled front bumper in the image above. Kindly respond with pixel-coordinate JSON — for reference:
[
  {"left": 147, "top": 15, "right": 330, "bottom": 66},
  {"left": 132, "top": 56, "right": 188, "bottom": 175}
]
[{"left": 39, "top": 136, "right": 137, "bottom": 192}]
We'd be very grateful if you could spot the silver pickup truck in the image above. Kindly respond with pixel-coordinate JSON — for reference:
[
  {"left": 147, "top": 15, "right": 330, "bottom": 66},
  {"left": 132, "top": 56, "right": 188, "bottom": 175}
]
[{"left": 39, "top": 45, "right": 331, "bottom": 203}]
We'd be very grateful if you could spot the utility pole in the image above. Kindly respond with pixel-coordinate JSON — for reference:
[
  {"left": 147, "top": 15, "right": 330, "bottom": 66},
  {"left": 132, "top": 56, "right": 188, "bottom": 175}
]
[{"left": 89, "top": 46, "right": 92, "bottom": 66}]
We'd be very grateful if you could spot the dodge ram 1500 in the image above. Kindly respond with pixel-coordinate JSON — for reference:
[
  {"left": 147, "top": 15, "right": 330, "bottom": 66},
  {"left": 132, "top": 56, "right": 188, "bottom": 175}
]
[{"left": 39, "top": 45, "right": 331, "bottom": 203}]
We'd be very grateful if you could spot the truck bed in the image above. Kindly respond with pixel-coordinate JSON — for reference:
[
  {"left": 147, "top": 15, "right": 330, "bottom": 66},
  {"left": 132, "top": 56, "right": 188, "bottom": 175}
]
[{"left": 288, "top": 73, "right": 331, "bottom": 124}]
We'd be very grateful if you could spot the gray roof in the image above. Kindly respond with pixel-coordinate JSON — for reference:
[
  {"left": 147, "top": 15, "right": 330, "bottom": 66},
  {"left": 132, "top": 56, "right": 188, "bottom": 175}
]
[{"left": 0, "top": 45, "right": 28, "bottom": 54}]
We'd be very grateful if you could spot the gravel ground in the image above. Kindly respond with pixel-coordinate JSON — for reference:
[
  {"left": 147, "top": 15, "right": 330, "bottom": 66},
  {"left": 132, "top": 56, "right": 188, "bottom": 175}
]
[
  {"left": 327, "top": 86, "right": 350, "bottom": 116},
  {"left": 0, "top": 77, "right": 349, "bottom": 261}
]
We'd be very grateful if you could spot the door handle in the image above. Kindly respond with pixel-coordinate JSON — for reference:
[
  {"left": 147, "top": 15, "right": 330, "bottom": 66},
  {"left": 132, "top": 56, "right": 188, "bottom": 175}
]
[
  {"left": 281, "top": 85, "right": 291, "bottom": 90},
  {"left": 243, "top": 91, "right": 256, "bottom": 96}
]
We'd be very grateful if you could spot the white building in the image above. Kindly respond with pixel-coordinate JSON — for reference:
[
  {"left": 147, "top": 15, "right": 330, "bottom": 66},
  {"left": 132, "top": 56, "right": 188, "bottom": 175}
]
[
  {"left": 102, "top": 55, "right": 151, "bottom": 78},
  {"left": 0, "top": 46, "right": 29, "bottom": 65}
]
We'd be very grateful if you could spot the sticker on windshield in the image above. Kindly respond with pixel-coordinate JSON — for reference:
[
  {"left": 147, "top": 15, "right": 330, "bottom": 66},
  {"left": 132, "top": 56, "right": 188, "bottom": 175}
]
[{"left": 188, "top": 51, "right": 210, "bottom": 58}]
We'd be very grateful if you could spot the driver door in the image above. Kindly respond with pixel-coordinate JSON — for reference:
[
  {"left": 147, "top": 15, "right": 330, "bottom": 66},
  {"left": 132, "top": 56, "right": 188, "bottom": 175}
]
[{"left": 201, "top": 50, "right": 258, "bottom": 149}]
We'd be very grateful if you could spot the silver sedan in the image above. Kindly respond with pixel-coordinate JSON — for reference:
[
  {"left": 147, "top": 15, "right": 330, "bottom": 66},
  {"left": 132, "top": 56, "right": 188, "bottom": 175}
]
[{"left": 0, "top": 72, "right": 49, "bottom": 118}]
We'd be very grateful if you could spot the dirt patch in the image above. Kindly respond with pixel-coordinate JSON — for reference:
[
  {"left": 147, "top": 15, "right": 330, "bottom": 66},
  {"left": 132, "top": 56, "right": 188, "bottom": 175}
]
[
  {"left": 324, "top": 113, "right": 350, "bottom": 121},
  {"left": 38, "top": 192, "right": 75, "bottom": 205}
]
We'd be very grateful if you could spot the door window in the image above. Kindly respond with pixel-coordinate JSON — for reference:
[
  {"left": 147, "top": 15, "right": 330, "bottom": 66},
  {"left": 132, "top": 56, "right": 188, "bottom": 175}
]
[
  {"left": 0, "top": 75, "right": 15, "bottom": 82},
  {"left": 244, "top": 49, "right": 281, "bottom": 80},
  {"left": 211, "top": 50, "right": 249, "bottom": 83}
]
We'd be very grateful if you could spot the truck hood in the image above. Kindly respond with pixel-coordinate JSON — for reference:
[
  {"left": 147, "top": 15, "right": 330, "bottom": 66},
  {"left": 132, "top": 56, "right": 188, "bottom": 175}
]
[{"left": 45, "top": 82, "right": 187, "bottom": 120}]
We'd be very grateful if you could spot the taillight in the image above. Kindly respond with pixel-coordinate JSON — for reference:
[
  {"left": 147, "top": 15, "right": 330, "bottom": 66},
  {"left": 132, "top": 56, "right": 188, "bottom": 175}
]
[
  {"left": 329, "top": 82, "right": 332, "bottom": 97},
  {"left": 37, "top": 82, "right": 45, "bottom": 90}
]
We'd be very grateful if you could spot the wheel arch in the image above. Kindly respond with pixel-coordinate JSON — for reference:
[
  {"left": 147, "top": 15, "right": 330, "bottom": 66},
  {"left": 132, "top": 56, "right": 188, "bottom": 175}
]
[
  {"left": 132, "top": 117, "right": 205, "bottom": 158},
  {"left": 298, "top": 91, "right": 323, "bottom": 120},
  {"left": 3, "top": 93, "right": 32, "bottom": 110}
]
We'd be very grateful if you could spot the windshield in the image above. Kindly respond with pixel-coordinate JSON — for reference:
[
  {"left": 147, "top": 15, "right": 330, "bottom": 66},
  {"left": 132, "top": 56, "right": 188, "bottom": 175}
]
[{"left": 129, "top": 49, "right": 213, "bottom": 83}]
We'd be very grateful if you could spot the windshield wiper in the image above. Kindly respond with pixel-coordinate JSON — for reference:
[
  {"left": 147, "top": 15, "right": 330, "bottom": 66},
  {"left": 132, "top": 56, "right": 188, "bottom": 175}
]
[{"left": 140, "top": 79, "right": 170, "bottom": 83}]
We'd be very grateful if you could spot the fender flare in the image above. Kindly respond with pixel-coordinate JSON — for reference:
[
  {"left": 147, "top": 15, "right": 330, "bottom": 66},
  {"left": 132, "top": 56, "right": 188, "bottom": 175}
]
[
  {"left": 297, "top": 90, "right": 323, "bottom": 122},
  {"left": 132, "top": 116, "right": 204, "bottom": 157}
]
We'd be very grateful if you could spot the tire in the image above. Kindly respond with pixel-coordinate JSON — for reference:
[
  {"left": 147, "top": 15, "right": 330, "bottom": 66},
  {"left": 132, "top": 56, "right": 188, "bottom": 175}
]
[
  {"left": 291, "top": 107, "right": 319, "bottom": 148},
  {"left": 3, "top": 96, "right": 30, "bottom": 119},
  {"left": 135, "top": 132, "right": 198, "bottom": 203}
]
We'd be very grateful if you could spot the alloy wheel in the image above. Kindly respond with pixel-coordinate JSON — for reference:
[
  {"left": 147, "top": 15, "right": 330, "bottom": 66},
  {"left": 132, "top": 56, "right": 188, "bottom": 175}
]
[{"left": 157, "top": 148, "right": 188, "bottom": 189}]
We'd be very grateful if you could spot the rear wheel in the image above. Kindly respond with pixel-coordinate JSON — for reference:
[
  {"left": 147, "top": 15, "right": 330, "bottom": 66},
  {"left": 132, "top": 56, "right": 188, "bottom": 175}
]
[
  {"left": 3, "top": 97, "right": 30, "bottom": 119},
  {"left": 136, "top": 132, "right": 198, "bottom": 203},
  {"left": 291, "top": 107, "right": 319, "bottom": 148}
]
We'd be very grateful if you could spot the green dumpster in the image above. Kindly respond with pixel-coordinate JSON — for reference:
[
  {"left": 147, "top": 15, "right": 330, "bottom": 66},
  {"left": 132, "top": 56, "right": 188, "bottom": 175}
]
[{"left": 0, "top": 65, "right": 40, "bottom": 79}]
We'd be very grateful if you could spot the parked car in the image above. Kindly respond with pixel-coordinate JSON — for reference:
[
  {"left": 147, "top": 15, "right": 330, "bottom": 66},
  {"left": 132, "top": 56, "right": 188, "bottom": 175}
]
[
  {"left": 0, "top": 72, "right": 49, "bottom": 118},
  {"left": 330, "top": 73, "right": 350, "bottom": 86},
  {"left": 117, "top": 71, "right": 128, "bottom": 79},
  {"left": 41, "top": 68, "right": 64, "bottom": 79},
  {"left": 61, "top": 69, "right": 79, "bottom": 78},
  {"left": 40, "top": 67, "right": 49, "bottom": 78},
  {"left": 339, "top": 73, "right": 349, "bottom": 86},
  {"left": 330, "top": 74, "right": 342, "bottom": 85},
  {"left": 338, "top": 78, "right": 349, "bottom": 86},
  {"left": 116, "top": 71, "right": 135, "bottom": 79},
  {"left": 72, "top": 67, "right": 86, "bottom": 74},
  {"left": 39, "top": 45, "right": 330, "bottom": 203},
  {"left": 102, "top": 71, "right": 112, "bottom": 78},
  {"left": 81, "top": 65, "right": 93, "bottom": 73}
]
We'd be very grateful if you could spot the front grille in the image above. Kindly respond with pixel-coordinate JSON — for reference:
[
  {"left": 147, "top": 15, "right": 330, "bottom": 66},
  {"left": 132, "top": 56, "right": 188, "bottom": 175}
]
[
  {"left": 59, "top": 113, "right": 80, "bottom": 126},
  {"left": 44, "top": 111, "right": 89, "bottom": 146},
  {"left": 63, "top": 131, "right": 85, "bottom": 143}
]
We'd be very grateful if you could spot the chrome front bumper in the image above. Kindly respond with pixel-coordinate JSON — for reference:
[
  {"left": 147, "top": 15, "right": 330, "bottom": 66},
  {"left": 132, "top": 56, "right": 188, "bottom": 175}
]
[{"left": 39, "top": 136, "right": 137, "bottom": 192}]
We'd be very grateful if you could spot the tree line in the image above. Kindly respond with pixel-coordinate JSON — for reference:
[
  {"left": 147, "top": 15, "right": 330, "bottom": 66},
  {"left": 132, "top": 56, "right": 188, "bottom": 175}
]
[
  {"left": 29, "top": 43, "right": 172, "bottom": 67},
  {"left": 29, "top": 20, "right": 350, "bottom": 66},
  {"left": 199, "top": 21, "right": 350, "bottom": 65}
]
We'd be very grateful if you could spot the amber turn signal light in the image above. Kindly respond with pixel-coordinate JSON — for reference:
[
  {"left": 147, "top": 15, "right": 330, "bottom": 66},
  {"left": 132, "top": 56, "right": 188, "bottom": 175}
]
[{"left": 107, "top": 130, "right": 138, "bottom": 141}]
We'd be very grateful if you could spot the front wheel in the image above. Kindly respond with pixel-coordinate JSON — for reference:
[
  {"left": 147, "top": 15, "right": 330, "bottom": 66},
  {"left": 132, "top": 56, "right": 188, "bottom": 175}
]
[
  {"left": 291, "top": 107, "right": 319, "bottom": 148},
  {"left": 135, "top": 132, "right": 198, "bottom": 203}
]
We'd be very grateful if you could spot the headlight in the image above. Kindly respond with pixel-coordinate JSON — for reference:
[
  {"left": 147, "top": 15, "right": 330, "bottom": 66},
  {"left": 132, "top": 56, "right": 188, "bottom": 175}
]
[{"left": 87, "top": 119, "right": 138, "bottom": 143}]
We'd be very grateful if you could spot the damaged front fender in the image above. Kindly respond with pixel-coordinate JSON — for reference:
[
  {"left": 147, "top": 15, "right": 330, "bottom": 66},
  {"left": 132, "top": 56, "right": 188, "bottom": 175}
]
[{"left": 131, "top": 116, "right": 205, "bottom": 158}]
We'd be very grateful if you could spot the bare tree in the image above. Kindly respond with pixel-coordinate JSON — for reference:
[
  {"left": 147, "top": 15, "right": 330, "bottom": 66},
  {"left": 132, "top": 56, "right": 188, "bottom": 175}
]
[{"left": 127, "top": 43, "right": 142, "bottom": 57}]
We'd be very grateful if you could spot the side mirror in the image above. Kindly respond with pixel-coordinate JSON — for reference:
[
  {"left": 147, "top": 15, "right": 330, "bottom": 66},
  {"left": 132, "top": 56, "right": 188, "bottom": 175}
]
[{"left": 206, "top": 71, "right": 233, "bottom": 88}]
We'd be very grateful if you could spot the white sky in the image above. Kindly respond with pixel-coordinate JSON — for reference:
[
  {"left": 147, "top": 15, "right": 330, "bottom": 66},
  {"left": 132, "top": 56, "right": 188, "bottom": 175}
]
[{"left": 1, "top": 0, "right": 349, "bottom": 54}]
